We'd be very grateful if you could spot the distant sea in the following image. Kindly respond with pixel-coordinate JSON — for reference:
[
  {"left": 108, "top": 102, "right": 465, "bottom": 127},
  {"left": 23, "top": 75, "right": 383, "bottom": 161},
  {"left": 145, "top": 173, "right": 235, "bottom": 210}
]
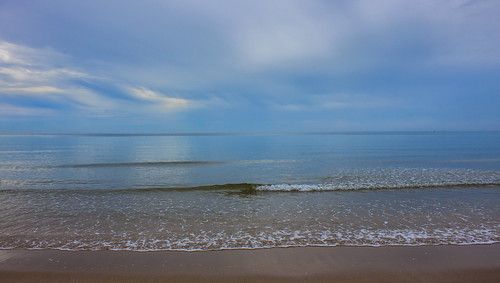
[{"left": 1, "top": 132, "right": 499, "bottom": 251}]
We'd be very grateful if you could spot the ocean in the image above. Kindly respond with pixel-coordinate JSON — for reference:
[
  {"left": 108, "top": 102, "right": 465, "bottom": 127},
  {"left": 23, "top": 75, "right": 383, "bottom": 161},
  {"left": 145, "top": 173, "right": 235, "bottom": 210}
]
[{"left": 0, "top": 132, "right": 499, "bottom": 251}]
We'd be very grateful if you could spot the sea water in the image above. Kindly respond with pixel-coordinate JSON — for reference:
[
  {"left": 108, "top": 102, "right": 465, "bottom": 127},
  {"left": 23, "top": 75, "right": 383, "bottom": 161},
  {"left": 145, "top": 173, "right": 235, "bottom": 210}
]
[{"left": 0, "top": 132, "right": 499, "bottom": 250}]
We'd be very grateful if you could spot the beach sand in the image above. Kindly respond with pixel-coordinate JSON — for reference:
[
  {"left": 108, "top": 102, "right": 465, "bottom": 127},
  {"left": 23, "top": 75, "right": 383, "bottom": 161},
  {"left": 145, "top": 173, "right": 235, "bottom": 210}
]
[{"left": 1, "top": 244, "right": 499, "bottom": 282}]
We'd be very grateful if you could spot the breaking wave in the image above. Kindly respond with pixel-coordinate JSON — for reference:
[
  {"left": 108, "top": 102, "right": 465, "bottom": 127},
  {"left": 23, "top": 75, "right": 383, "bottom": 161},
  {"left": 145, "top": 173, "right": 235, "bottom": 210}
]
[{"left": 2, "top": 168, "right": 500, "bottom": 193}]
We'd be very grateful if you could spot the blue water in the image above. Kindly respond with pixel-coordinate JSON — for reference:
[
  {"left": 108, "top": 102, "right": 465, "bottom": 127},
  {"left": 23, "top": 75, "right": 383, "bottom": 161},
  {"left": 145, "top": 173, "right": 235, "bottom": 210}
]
[{"left": 0, "top": 132, "right": 499, "bottom": 250}]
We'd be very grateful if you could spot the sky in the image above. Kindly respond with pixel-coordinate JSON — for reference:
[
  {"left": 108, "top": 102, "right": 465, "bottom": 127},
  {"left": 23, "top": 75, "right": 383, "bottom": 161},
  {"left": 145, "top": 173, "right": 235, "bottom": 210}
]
[{"left": 0, "top": 0, "right": 499, "bottom": 133}]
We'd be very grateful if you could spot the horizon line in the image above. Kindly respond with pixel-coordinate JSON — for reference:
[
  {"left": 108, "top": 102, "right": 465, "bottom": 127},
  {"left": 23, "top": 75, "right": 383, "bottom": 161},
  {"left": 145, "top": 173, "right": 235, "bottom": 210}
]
[{"left": 1, "top": 130, "right": 499, "bottom": 137}]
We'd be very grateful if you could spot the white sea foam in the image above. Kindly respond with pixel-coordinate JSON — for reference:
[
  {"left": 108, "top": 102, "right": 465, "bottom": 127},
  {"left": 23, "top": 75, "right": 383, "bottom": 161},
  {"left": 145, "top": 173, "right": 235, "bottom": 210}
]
[
  {"left": 256, "top": 168, "right": 500, "bottom": 191},
  {"left": 1, "top": 227, "right": 498, "bottom": 251}
]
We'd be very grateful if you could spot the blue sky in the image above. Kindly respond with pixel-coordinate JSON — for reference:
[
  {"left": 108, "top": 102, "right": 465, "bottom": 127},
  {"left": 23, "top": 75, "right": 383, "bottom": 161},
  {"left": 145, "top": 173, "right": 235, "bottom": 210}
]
[{"left": 0, "top": 0, "right": 499, "bottom": 133}]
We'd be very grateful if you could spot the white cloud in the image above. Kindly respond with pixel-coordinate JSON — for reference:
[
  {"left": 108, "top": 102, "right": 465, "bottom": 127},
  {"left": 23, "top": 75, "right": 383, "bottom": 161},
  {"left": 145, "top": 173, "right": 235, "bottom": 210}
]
[
  {"left": 0, "top": 41, "right": 69, "bottom": 67},
  {"left": 0, "top": 42, "right": 115, "bottom": 115},
  {"left": 1, "top": 1, "right": 499, "bottom": 131},
  {"left": 128, "top": 87, "right": 194, "bottom": 111},
  {"left": 0, "top": 40, "right": 230, "bottom": 117},
  {"left": 224, "top": 0, "right": 500, "bottom": 70},
  {"left": 0, "top": 86, "right": 64, "bottom": 93},
  {"left": 230, "top": 1, "right": 336, "bottom": 69},
  {"left": 1, "top": 67, "right": 87, "bottom": 82},
  {"left": 0, "top": 85, "right": 117, "bottom": 113}
]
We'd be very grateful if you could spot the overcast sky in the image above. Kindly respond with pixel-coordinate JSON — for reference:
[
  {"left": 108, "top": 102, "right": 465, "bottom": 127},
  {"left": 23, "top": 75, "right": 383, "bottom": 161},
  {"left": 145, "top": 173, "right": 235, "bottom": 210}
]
[{"left": 1, "top": 0, "right": 499, "bottom": 133}]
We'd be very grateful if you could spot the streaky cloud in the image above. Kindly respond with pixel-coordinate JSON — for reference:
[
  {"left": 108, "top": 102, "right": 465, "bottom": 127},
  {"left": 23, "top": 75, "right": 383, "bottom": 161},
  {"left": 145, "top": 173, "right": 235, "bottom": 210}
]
[
  {"left": 128, "top": 87, "right": 193, "bottom": 112},
  {"left": 0, "top": 1, "right": 499, "bottom": 131}
]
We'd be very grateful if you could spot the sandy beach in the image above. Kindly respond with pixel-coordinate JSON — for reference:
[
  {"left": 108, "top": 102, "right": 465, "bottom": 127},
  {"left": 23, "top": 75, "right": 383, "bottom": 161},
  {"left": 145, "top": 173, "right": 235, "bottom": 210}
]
[{"left": 1, "top": 244, "right": 499, "bottom": 282}]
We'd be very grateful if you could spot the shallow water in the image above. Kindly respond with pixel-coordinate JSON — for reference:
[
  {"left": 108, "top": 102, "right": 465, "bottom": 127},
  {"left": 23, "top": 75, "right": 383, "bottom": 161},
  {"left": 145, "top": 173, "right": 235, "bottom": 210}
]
[{"left": 1, "top": 132, "right": 499, "bottom": 250}]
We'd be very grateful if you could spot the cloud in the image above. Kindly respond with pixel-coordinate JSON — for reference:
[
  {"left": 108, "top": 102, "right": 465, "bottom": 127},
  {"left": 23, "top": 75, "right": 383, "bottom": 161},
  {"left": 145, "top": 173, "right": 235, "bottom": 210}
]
[
  {"left": 128, "top": 87, "right": 194, "bottom": 111},
  {"left": 0, "top": 67, "right": 88, "bottom": 84},
  {"left": 0, "top": 41, "right": 65, "bottom": 65},
  {"left": 0, "top": 86, "right": 64, "bottom": 93},
  {"left": 0, "top": 41, "right": 203, "bottom": 116},
  {"left": 227, "top": 1, "right": 336, "bottom": 70},
  {"left": 273, "top": 93, "right": 396, "bottom": 112},
  {"left": 1, "top": 1, "right": 499, "bottom": 131},
  {"left": 0, "top": 41, "right": 115, "bottom": 113}
]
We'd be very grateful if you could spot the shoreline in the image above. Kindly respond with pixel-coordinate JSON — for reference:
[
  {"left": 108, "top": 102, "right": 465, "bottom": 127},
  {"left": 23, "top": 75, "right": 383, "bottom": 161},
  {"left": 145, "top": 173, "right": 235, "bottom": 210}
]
[
  {"left": 1, "top": 241, "right": 499, "bottom": 252},
  {"left": 1, "top": 244, "right": 499, "bottom": 282}
]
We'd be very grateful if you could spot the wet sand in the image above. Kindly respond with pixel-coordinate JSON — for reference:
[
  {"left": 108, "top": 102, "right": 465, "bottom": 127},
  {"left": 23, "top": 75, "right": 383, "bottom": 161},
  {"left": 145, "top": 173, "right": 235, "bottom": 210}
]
[{"left": 1, "top": 244, "right": 499, "bottom": 282}]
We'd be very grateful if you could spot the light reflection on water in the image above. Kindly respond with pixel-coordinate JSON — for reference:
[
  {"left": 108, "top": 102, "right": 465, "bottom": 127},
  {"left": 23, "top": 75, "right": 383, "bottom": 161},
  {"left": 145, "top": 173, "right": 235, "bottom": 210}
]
[{"left": 0, "top": 132, "right": 499, "bottom": 250}]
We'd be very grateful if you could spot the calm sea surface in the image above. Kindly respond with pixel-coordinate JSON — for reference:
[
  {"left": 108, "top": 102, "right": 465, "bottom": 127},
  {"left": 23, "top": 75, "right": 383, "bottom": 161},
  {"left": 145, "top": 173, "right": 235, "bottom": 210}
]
[{"left": 1, "top": 132, "right": 499, "bottom": 250}]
